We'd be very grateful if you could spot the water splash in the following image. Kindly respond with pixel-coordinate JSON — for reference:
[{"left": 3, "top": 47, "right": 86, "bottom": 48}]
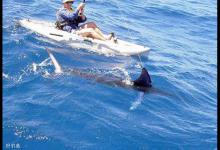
[
  {"left": 3, "top": 73, "right": 10, "bottom": 79},
  {"left": 31, "top": 58, "right": 52, "bottom": 74},
  {"left": 111, "top": 66, "right": 133, "bottom": 85},
  {"left": 130, "top": 92, "right": 145, "bottom": 110}
]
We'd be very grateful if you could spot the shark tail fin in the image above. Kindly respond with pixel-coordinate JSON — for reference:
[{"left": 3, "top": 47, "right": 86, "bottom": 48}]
[
  {"left": 133, "top": 68, "right": 152, "bottom": 88},
  {"left": 45, "top": 48, "right": 63, "bottom": 74}
]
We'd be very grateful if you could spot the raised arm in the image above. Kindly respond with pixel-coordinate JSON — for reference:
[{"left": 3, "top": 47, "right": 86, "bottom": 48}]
[{"left": 59, "top": 9, "right": 80, "bottom": 21}]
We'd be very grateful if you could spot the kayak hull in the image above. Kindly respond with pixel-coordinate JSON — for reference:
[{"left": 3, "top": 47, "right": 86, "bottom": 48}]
[{"left": 19, "top": 19, "right": 150, "bottom": 56}]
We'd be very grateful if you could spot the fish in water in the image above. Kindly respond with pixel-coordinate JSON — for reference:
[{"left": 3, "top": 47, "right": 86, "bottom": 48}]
[{"left": 46, "top": 49, "right": 152, "bottom": 92}]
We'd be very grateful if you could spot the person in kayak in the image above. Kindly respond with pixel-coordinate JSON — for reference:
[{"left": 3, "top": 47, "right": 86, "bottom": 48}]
[{"left": 56, "top": 0, "right": 117, "bottom": 42}]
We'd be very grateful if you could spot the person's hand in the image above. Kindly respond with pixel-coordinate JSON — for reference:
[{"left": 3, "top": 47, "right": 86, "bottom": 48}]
[
  {"left": 77, "top": 3, "right": 85, "bottom": 11},
  {"left": 79, "top": 8, "right": 84, "bottom": 15}
]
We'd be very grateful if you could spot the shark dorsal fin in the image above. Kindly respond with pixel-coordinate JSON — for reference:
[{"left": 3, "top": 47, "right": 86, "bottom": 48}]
[{"left": 133, "top": 68, "right": 152, "bottom": 88}]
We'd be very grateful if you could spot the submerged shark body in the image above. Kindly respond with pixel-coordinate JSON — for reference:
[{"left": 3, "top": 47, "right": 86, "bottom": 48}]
[{"left": 46, "top": 49, "right": 152, "bottom": 92}]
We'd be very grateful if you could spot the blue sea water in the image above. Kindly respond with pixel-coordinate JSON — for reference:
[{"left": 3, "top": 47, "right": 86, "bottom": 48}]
[{"left": 3, "top": 0, "right": 217, "bottom": 149}]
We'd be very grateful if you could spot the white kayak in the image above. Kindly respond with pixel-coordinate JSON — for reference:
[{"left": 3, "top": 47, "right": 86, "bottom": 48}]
[{"left": 19, "top": 19, "right": 150, "bottom": 56}]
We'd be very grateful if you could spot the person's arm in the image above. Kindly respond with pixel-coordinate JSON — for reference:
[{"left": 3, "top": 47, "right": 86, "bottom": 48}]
[
  {"left": 59, "top": 9, "right": 80, "bottom": 21},
  {"left": 79, "top": 15, "right": 87, "bottom": 23},
  {"left": 78, "top": 8, "right": 87, "bottom": 23},
  {"left": 58, "top": 3, "right": 85, "bottom": 21}
]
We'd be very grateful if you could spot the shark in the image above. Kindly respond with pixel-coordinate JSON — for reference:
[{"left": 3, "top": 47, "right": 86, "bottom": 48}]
[
  {"left": 46, "top": 49, "right": 152, "bottom": 92},
  {"left": 45, "top": 49, "right": 175, "bottom": 110}
]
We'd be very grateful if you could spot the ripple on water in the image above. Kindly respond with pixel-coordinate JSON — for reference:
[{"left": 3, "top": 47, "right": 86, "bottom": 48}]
[{"left": 3, "top": 0, "right": 217, "bottom": 149}]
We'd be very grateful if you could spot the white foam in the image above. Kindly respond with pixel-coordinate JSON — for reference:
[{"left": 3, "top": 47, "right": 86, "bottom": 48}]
[
  {"left": 112, "top": 67, "right": 133, "bottom": 85},
  {"left": 3, "top": 73, "right": 9, "bottom": 79},
  {"left": 130, "top": 92, "right": 145, "bottom": 110},
  {"left": 32, "top": 63, "right": 37, "bottom": 72},
  {"left": 135, "top": 63, "right": 142, "bottom": 69}
]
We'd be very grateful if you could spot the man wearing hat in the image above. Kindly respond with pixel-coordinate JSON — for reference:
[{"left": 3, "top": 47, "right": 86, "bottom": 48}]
[{"left": 56, "top": 0, "right": 116, "bottom": 41}]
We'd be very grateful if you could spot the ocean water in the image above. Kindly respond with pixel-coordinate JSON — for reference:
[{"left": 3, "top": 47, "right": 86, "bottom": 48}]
[{"left": 3, "top": 0, "right": 217, "bottom": 149}]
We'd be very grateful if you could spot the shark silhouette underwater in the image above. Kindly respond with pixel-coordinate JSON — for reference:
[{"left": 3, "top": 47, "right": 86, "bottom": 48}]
[{"left": 46, "top": 49, "right": 152, "bottom": 92}]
